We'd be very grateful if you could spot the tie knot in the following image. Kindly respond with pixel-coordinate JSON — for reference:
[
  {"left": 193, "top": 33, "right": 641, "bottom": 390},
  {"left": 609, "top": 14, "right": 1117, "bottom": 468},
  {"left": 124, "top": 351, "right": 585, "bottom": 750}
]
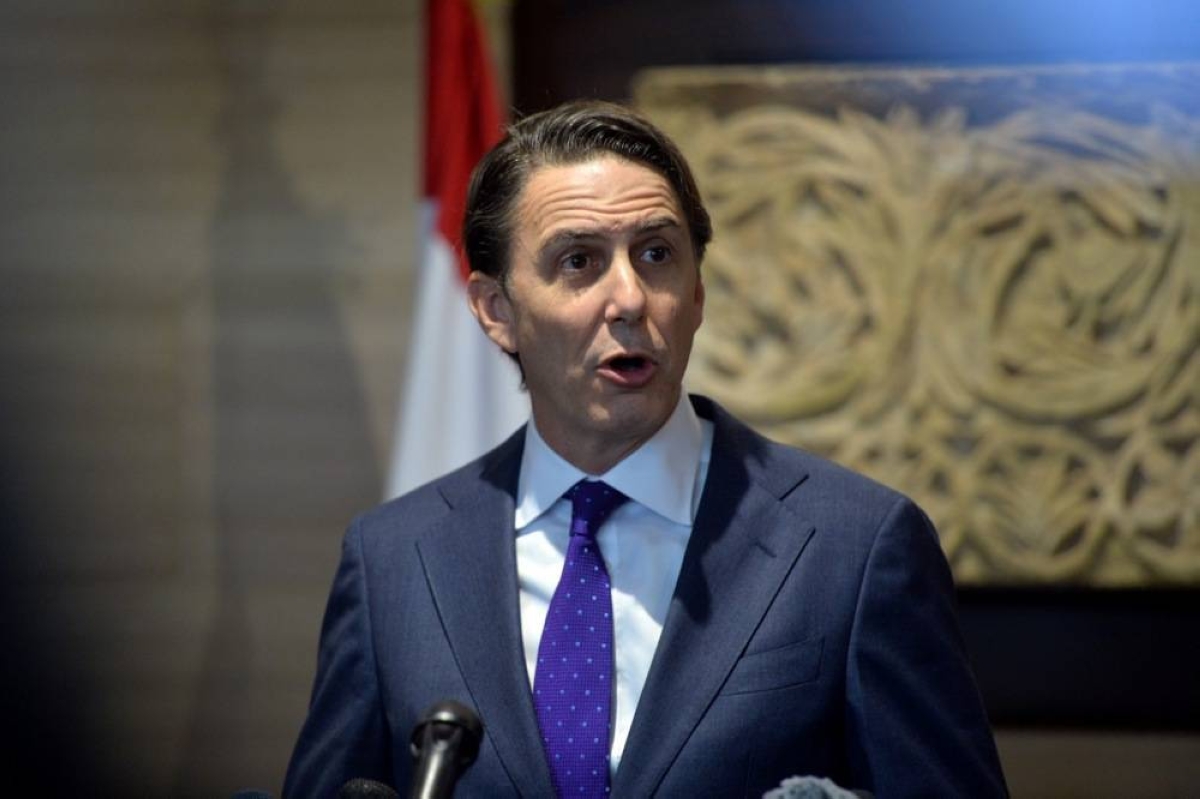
[{"left": 565, "top": 480, "right": 629, "bottom": 539}]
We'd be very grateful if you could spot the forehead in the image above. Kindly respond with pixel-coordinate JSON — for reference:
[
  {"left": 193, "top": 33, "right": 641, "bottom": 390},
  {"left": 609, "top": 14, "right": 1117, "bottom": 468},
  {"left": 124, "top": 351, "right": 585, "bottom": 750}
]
[{"left": 513, "top": 157, "right": 684, "bottom": 243}]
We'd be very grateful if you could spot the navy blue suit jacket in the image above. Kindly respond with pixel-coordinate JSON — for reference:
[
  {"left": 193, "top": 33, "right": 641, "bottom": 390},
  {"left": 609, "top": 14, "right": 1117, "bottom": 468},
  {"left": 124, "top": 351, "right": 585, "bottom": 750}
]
[{"left": 285, "top": 396, "right": 1006, "bottom": 797}]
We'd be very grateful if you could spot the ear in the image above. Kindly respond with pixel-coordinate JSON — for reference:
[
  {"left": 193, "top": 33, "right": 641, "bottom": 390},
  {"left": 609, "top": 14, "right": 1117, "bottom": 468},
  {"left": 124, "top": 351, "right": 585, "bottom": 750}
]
[
  {"left": 467, "top": 271, "right": 518, "bottom": 354},
  {"left": 692, "top": 271, "right": 705, "bottom": 330}
]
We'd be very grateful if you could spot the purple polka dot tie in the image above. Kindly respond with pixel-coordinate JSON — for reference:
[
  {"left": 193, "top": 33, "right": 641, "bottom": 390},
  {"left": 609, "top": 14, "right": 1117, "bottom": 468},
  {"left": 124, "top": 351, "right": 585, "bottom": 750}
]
[{"left": 533, "top": 480, "right": 628, "bottom": 798}]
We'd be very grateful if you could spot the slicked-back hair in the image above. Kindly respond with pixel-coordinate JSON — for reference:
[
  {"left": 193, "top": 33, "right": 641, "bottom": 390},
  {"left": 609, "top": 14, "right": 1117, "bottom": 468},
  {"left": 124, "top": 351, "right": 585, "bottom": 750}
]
[{"left": 463, "top": 100, "right": 712, "bottom": 284}]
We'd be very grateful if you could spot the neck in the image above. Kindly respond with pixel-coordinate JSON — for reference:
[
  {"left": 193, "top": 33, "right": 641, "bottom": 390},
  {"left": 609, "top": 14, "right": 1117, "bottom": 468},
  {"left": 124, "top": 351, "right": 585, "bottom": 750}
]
[
  {"left": 532, "top": 410, "right": 678, "bottom": 476},
  {"left": 528, "top": 390, "right": 686, "bottom": 475},
  {"left": 550, "top": 436, "right": 646, "bottom": 476}
]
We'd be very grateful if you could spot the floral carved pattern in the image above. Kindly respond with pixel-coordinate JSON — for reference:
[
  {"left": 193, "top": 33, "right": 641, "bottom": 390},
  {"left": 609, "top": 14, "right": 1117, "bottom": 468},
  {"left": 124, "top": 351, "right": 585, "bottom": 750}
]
[{"left": 637, "top": 64, "right": 1200, "bottom": 585}]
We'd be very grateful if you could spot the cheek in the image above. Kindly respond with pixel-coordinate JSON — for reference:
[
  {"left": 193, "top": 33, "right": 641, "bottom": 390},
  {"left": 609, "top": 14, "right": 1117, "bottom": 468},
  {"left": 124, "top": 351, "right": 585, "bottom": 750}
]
[
  {"left": 663, "top": 301, "right": 703, "bottom": 351},
  {"left": 660, "top": 299, "right": 693, "bottom": 332},
  {"left": 517, "top": 316, "right": 582, "bottom": 366}
]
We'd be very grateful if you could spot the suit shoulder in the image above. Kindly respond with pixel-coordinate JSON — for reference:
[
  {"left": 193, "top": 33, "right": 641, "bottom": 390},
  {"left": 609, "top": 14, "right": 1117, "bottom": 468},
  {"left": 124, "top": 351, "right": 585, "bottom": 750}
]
[
  {"left": 784, "top": 442, "right": 907, "bottom": 507},
  {"left": 704, "top": 396, "right": 905, "bottom": 508},
  {"left": 349, "top": 426, "right": 525, "bottom": 544},
  {"left": 710, "top": 403, "right": 917, "bottom": 531},
  {"left": 754, "top": 436, "right": 937, "bottom": 563},
  {"left": 351, "top": 479, "right": 448, "bottom": 542}
]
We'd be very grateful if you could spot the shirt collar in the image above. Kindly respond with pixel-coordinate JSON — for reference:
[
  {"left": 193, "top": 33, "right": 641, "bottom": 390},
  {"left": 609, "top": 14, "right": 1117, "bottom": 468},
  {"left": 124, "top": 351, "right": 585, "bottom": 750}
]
[{"left": 515, "top": 393, "right": 706, "bottom": 529}]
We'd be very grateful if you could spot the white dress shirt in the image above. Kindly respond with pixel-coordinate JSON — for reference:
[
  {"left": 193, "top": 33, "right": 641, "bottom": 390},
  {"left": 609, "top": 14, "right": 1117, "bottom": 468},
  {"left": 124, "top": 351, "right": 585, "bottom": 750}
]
[{"left": 514, "top": 394, "right": 714, "bottom": 775}]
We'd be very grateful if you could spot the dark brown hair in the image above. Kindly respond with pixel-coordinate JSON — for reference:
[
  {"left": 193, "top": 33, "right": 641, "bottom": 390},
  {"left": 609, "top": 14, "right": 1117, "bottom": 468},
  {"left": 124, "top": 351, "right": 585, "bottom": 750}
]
[{"left": 463, "top": 100, "right": 712, "bottom": 283}]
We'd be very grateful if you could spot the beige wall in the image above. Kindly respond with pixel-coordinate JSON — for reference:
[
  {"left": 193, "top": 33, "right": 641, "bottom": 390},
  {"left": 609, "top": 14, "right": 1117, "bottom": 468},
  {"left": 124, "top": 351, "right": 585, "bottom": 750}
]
[
  {"left": 2, "top": 2, "right": 1197, "bottom": 796},
  {"left": 1, "top": 1, "right": 418, "bottom": 794}
]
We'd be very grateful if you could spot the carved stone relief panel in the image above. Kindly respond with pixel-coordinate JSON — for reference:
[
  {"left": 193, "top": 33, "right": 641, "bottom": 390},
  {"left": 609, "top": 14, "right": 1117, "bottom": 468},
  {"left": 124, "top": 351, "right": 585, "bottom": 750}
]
[{"left": 635, "top": 64, "right": 1199, "bottom": 585}]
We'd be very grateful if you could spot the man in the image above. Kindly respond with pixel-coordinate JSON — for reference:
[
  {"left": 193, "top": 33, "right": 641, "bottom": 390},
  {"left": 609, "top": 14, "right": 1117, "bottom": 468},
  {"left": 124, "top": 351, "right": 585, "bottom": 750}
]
[{"left": 285, "top": 101, "right": 1007, "bottom": 798}]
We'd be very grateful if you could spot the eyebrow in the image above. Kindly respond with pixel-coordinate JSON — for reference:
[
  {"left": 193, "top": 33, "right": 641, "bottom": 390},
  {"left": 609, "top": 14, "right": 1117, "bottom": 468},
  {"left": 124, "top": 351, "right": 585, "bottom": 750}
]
[{"left": 537, "top": 217, "right": 683, "bottom": 257}]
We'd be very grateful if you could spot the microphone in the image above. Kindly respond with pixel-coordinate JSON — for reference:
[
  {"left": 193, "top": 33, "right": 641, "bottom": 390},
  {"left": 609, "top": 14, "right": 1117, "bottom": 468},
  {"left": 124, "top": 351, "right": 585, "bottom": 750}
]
[
  {"left": 408, "top": 700, "right": 484, "bottom": 799},
  {"left": 763, "top": 775, "right": 874, "bottom": 798},
  {"left": 337, "top": 778, "right": 399, "bottom": 798}
]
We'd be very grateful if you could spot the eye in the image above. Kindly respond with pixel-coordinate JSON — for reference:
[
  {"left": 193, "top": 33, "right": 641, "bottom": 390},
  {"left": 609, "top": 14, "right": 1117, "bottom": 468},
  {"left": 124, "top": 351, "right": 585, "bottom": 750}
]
[
  {"left": 560, "top": 251, "right": 594, "bottom": 272},
  {"left": 640, "top": 244, "right": 672, "bottom": 265}
]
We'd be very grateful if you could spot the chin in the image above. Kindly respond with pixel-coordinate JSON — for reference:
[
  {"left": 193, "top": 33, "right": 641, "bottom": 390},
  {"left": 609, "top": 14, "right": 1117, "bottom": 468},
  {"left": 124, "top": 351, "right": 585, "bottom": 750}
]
[{"left": 596, "top": 394, "right": 673, "bottom": 435}]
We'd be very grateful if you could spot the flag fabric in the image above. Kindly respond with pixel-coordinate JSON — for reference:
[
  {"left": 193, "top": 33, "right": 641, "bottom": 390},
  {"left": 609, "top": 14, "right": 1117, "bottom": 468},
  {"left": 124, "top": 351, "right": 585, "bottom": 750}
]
[{"left": 385, "top": 0, "right": 528, "bottom": 499}]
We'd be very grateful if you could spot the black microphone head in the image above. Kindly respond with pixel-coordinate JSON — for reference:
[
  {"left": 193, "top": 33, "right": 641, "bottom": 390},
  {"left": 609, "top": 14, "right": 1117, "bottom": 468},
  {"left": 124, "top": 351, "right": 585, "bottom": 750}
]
[
  {"left": 337, "top": 777, "right": 400, "bottom": 798},
  {"left": 419, "top": 700, "right": 482, "bottom": 735},
  {"left": 230, "top": 791, "right": 273, "bottom": 799},
  {"left": 410, "top": 700, "right": 483, "bottom": 768}
]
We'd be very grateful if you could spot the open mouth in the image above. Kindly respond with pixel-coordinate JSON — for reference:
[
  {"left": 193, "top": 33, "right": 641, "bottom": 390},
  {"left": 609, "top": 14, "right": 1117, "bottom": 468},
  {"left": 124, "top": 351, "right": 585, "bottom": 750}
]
[
  {"left": 608, "top": 354, "right": 649, "bottom": 373},
  {"left": 599, "top": 353, "right": 656, "bottom": 387}
]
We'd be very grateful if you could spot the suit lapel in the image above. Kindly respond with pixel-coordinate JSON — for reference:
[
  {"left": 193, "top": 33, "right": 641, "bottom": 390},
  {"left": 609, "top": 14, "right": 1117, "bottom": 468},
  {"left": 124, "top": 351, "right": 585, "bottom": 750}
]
[
  {"left": 413, "top": 435, "right": 556, "bottom": 797},
  {"left": 614, "top": 403, "right": 815, "bottom": 797}
]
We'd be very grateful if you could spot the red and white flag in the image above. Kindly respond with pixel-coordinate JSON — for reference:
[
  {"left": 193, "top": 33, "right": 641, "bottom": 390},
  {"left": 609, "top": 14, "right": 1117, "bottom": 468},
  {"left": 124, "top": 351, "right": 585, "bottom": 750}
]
[{"left": 385, "top": 0, "right": 527, "bottom": 499}]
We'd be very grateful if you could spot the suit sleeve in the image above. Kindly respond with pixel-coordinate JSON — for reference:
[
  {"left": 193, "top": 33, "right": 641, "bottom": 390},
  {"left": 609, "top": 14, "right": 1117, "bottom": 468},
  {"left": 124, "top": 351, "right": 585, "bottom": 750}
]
[
  {"left": 283, "top": 518, "right": 393, "bottom": 798},
  {"left": 844, "top": 497, "right": 1008, "bottom": 798}
]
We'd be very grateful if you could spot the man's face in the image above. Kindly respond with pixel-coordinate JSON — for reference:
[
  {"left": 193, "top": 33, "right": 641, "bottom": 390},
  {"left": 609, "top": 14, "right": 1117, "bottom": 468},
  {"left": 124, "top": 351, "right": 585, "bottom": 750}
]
[{"left": 468, "top": 156, "right": 705, "bottom": 473}]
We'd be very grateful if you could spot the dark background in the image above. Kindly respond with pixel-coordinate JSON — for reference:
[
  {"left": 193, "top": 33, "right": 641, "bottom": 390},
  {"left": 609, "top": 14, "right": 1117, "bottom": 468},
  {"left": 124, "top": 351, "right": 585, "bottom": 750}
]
[
  {"left": 1, "top": 1, "right": 1197, "bottom": 794},
  {"left": 511, "top": 0, "right": 1200, "bottom": 731},
  {"left": 512, "top": 0, "right": 1200, "bottom": 114}
]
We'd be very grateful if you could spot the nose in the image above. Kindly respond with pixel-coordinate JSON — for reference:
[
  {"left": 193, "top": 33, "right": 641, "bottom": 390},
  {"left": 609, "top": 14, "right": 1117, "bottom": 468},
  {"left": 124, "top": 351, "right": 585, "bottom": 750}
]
[{"left": 604, "top": 253, "right": 647, "bottom": 324}]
